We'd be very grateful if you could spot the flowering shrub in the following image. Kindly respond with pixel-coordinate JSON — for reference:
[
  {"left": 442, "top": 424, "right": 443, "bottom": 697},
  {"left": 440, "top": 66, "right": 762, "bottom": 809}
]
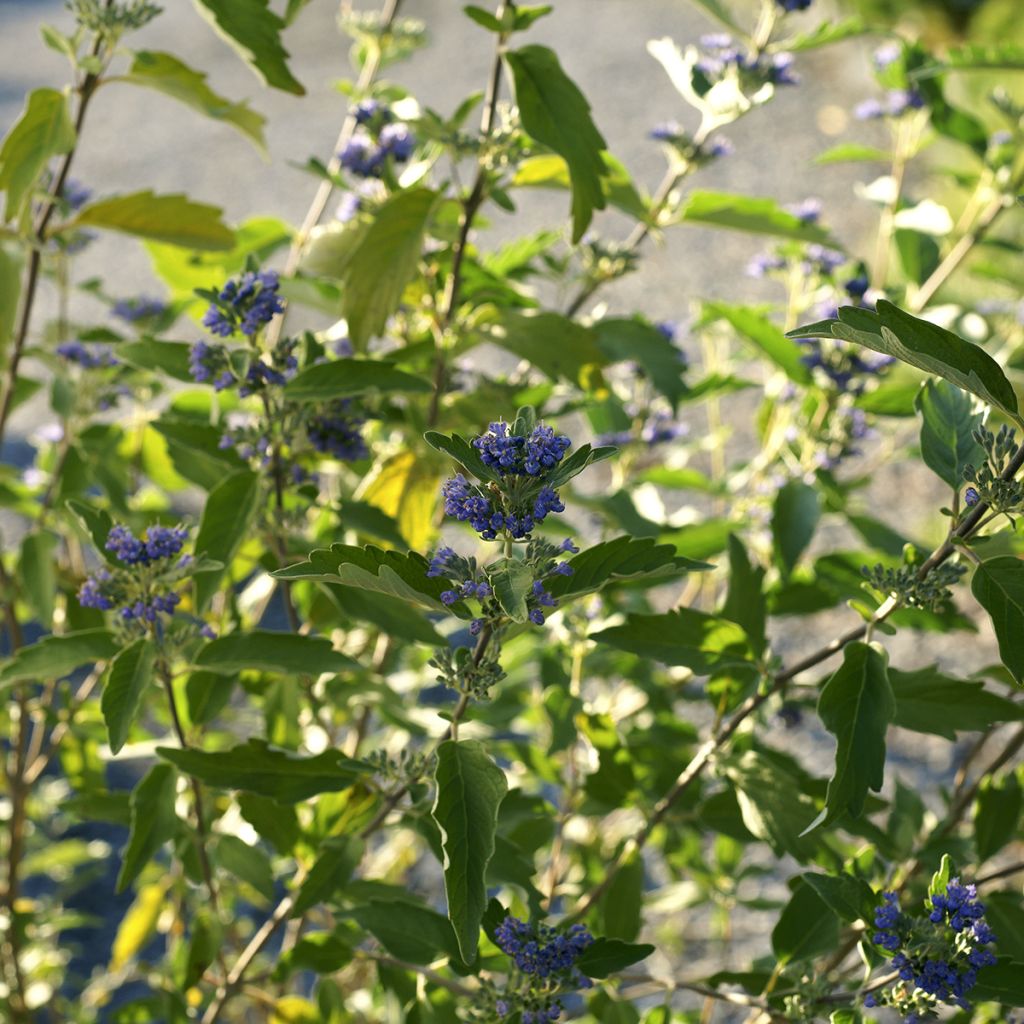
[{"left": 1, "top": 1, "right": 1024, "bottom": 1023}]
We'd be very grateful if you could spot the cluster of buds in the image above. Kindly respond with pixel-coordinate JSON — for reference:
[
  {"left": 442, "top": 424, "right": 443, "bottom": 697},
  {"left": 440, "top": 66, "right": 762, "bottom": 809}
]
[
  {"left": 962, "top": 424, "right": 1024, "bottom": 516},
  {"left": 861, "top": 560, "right": 966, "bottom": 611}
]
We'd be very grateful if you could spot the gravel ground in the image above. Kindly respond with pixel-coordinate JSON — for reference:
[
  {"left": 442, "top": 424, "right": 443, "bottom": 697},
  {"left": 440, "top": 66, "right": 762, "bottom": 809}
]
[{"left": 1, "top": 1, "right": 1015, "bottom": 1019}]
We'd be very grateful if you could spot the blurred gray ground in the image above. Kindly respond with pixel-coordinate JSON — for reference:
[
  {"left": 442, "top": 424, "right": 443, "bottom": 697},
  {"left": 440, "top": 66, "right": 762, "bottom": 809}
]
[{"left": 0, "top": 1, "right": 1012, "bottom": 1013}]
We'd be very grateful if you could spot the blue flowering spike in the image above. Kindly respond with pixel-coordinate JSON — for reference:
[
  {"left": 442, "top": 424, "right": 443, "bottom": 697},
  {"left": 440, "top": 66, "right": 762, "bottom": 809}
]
[{"left": 202, "top": 270, "right": 284, "bottom": 338}]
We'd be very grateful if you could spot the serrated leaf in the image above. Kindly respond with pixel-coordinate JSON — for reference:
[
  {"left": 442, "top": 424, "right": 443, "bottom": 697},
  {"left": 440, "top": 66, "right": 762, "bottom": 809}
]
[
  {"left": 971, "top": 557, "right": 1024, "bottom": 685},
  {"left": 431, "top": 740, "right": 508, "bottom": 961},
  {"left": 505, "top": 45, "right": 609, "bottom": 241},
  {"left": 544, "top": 535, "right": 710, "bottom": 602},
  {"left": 101, "top": 637, "right": 156, "bottom": 754},
  {"left": 73, "top": 191, "right": 235, "bottom": 251},
  {"left": 487, "top": 558, "right": 534, "bottom": 623},
  {"left": 156, "top": 738, "right": 364, "bottom": 803},
  {"left": 0, "top": 629, "right": 120, "bottom": 688},
  {"left": 193, "top": 631, "right": 355, "bottom": 676},
  {"left": 337, "top": 187, "right": 436, "bottom": 348},
  {"left": 0, "top": 87, "right": 76, "bottom": 221},
  {"left": 804, "top": 643, "right": 894, "bottom": 833},
  {"left": 789, "top": 301, "right": 1019, "bottom": 421},
  {"left": 423, "top": 430, "right": 500, "bottom": 483},
  {"left": 680, "top": 191, "right": 838, "bottom": 244},
  {"left": 889, "top": 665, "right": 1023, "bottom": 739},
  {"left": 772, "top": 882, "right": 839, "bottom": 963},
  {"left": 116, "top": 764, "right": 179, "bottom": 892},
  {"left": 284, "top": 358, "right": 431, "bottom": 402},
  {"left": 591, "top": 608, "right": 751, "bottom": 675},
  {"left": 193, "top": 470, "right": 260, "bottom": 609},
  {"left": 916, "top": 379, "right": 986, "bottom": 490},
  {"left": 576, "top": 937, "right": 655, "bottom": 978},
  {"left": 193, "top": 0, "right": 304, "bottom": 95},
  {"left": 120, "top": 50, "right": 267, "bottom": 152},
  {"left": 705, "top": 302, "right": 812, "bottom": 385}
]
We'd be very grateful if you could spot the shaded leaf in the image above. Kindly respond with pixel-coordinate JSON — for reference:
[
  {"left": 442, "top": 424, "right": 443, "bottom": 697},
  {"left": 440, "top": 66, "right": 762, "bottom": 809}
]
[
  {"left": 577, "top": 938, "right": 655, "bottom": 978},
  {"left": 194, "top": 470, "right": 260, "bottom": 609},
  {"left": 772, "top": 882, "right": 839, "bottom": 963},
  {"left": 975, "top": 772, "right": 1022, "bottom": 861},
  {"left": 292, "top": 837, "right": 363, "bottom": 915},
  {"left": 487, "top": 558, "right": 534, "bottom": 623},
  {"left": 971, "top": 557, "right": 1024, "bottom": 685},
  {"left": 916, "top": 379, "right": 985, "bottom": 490},
  {"left": 101, "top": 637, "right": 156, "bottom": 754},
  {"left": 0, "top": 629, "right": 119, "bottom": 688},
  {"left": 772, "top": 480, "right": 821, "bottom": 576},
  {"left": 117, "top": 764, "right": 179, "bottom": 892},
  {"left": 800, "top": 872, "right": 876, "bottom": 924},
  {"left": 284, "top": 358, "right": 431, "bottom": 402},
  {"left": 194, "top": 631, "right": 356, "bottom": 676}
]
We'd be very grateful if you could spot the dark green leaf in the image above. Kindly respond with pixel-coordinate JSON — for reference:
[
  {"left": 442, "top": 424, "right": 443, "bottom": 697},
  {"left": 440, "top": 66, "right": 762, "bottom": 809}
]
[
  {"left": 969, "top": 959, "right": 1024, "bottom": 1005},
  {"left": 237, "top": 793, "right": 299, "bottom": 855},
  {"left": 544, "top": 443, "right": 616, "bottom": 488},
  {"left": 120, "top": 51, "right": 267, "bottom": 151},
  {"left": 593, "top": 318, "right": 688, "bottom": 407},
  {"left": 0, "top": 243, "right": 23, "bottom": 356},
  {"left": 772, "top": 480, "right": 821, "bottom": 576},
  {"left": 975, "top": 773, "right": 1022, "bottom": 861},
  {"left": 117, "top": 340, "right": 194, "bottom": 382},
  {"left": 284, "top": 358, "right": 431, "bottom": 402},
  {"left": 216, "top": 835, "right": 275, "bottom": 901},
  {"left": 591, "top": 609, "right": 751, "bottom": 675},
  {"left": 800, "top": 872, "right": 876, "bottom": 924},
  {"left": 73, "top": 191, "right": 235, "bottom": 251},
  {"left": 292, "top": 837, "right": 363, "bottom": 915},
  {"left": 889, "top": 665, "right": 1023, "bottom": 739},
  {"left": 488, "top": 311, "right": 607, "bottom": 384},
  {"left": 789, "top": 301, "right": 1018, "bottom": 420},
  {"left": 431, "top": 740, "right": 508, "bottom": 961},
  {"left": 349, "top": 900, "right": 462, "bottom": 965},
  {"left": 487, "top": 558, "right": 534, "bottom": 623},
  {"left": 505, "top": 45, "right": 609, "bottom": 241},
  {"left": 576, "top": 938, "right": 655, "bottom": 978},
  {"left": 896, "top": 228, "right": 940, "bottom": 287},
  {"left": 194, "top": 631, "right": 356, "bottom": 676},
  {"left": 185, "top": 671, "right": 235, "bottom": 728},
  {"left": 705, "top": 302, "right": 812, "bottom": 385},
  {"left": 971, "top": 557, "right": 1024, "bottom": 685},
  {"left": 807, "top": 643, "right": 894, "bottom": 832},
  {"left": 155, "top": 738, "right": 364, "bottom": 803},
  {"left": 0, "top": 629, "right": 120, "bottom": 688},
  {"left": 680, "top": 191, "right": 837, "bottom": 244},
  {"left": 0, "top": 87, "right": 76, "bottom": 221},
  {"left": 423, "top": 431, "right": 500, "bottom": 483},
  {"left": 601, "top": 852, "right": 643, "bottom": 941},
  {"left": 721, "top": 535, "right": 766, "bottom": 654},
  {"left": 101, "top": 638, "right": 156, "bottom": 754},
  {"left": 338, "top": 187, "right": 436, "bottom": 348},
  {"left": 193, "top": 0, "right": 305, "bottom": 94},
  {"left": 193, "top": 470, "right": 260, "bottom": 610},
  {"left": 463, "top": 5, "right": 502, "bottom": 30},
  {"left": 19, "top": 531, "right": 57, "bottom": 627},
  {"left": 772, "top": 882, "right": 839, "bottom": 963},
  {"left": 116, "top": 764, "right": 179, "bottom": 892}
]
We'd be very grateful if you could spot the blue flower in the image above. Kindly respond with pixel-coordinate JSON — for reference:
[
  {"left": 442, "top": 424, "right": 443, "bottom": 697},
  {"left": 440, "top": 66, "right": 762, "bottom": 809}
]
[
  {"left": 306, "top": 401, "right": 368, "bottom": 461},
  {"left": 61, "top": 178, "right": 92, "bottom": 211},
  {"left": 111, "top": 295, "right": 166, "bottom": 322},
  {"left": 964, "top": 487, "right": 980, "bottom": 507},
  {"left": 379, "top": 122, "right": 415, "bottom": 162},
  {"left": 202, "top": 270, "right": 283, "bottom": 338},
  {"left": 56, "top": 340, "right": 118, "bottom": 369},
  {"left": 776, "top": 0, "right": 812, "bottom": 9},
  {"left": 339, "top": 132, "right": 386, "bottom": 178}
]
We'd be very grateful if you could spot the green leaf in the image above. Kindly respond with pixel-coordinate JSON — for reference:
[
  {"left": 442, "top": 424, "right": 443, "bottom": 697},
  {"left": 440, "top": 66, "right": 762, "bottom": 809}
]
[
  {"left": 338, "top": 187, "right": 436, "bottom": 348},
  {"left": 704, "top": 302, "right": 812, "bottom": 385},
  {"left": 800, "top": 872, "right": 876, "bottom": 924},
  {"left": 591, "top": 609, "right": 751, "bottom": 675},
  {"left": 73, "top": 191, "right": 235, "bottom": 251},
  {"left": 193, "top": 0, "right": 305, "bottom": 95},
  {"left": 284, "top": 358, "right": 431, "bottom": 402},
  {"left": 680, "top": 191, "right": 837, "bottom": 244},
  {"left": 0, "top": 243, "right": 23, "bottom": 358},
  {"left": 101, "top": 638, "right": 156, "bottom": 754},
  {"left": 888, "top": 665, "right": 1023, "bottom": 739},
  {"left": 19, "top": 531, "right": 58, "bottom": 627},
  {"left": 721, "top": 535, "right": 767, "bottom": 655},
  {"left": 781, "top": 17, "right": 867, "bottom": 51},
  {"left": 789, "top": 301, "right": 1019, "bottom": 421},
  {"left": 488, "top": 311, "right": 607, "bottom": 385},
  {"left": 975, "top": 772, "right": 1022, "bottom": 861},
  {"left": 117, "top": 340, "right": 194, "bottom": 382},
  {"left": 600, "top": 852, "right": 643, "bottom": 941},
  {"left": 487, "top": 558, "right": 535, "bottom": 623},
  {"left": 916, "top": 379, "right": 985, "bottom": 490},
  {"left": 505, "top": 45, "right": 609, "bottom": 241},
  {"left": 120, "top": 51, "right": 267, "bottom": 152},
  {"left": 67, "top": 502, "right": 116, "bottom": 561},
  {"left": 970, "top": 959, "right": 1024, "bottom": 1006},
  {"left": 463, "top": 5, "right": 502, "bottom": 30},
  {"left": 116, "top": 764, "right": 179, "bottom": 892},
  {"left": 0, "top": 629, "right": 120, "bottom": 688},
  {"left": 216, "top": 835, "right": 274, "bottom": 901},
  {"left": 292, "top": 837, "right": 363, "bottom": 916},
  {"left": 684, "top": 0, "right": 743, "bottom": 33},
  {"left": 349, "top": 900, "right": 462, "bottom": 965},
  {"left": 155, "top": 738, "right": 364, "bottom": 802},
  {"left": 772, "top": 480, "right": 821, "bottom": 576},
  {"left": 806, "top": 643, "right": 894, "bottom": 832},
  {"left": 431, "top": 740, "right": 508, "bottom": 961},
  {"left": 423, "top": 431, "right": 500, "bottom": 483},
  {"left": 0, "top": 88, "right": 76, "bottom": 221},
  {"left": 193, "top": 470, "right": 260, "bottom": 609},
  {"left": 593, "top": 318, "right": 688, "bottom": 406},
  {"left": 814, "top": 143, "right": 891, "bottom": 165},
  {"left": 513, "top": 4, "right": 553, "bottom": 29},
  {"left": 772, "top": 882, "right": 839, "bottom": 963},
  {"left": 511, "top": 151, "right": 647, "bottom": 221},
  {"left": 193, "top": 631, "right": 355, "bottom": 676},
  {"left": 544, "top": 536, "right": 710, "bottom": 602},
  {"left": 929, "top": 853, "right": 952, "bottom": 899},
  {"left": 185, "top": 671, "right": 235, "bottom": 728},
  {"left": 971, "top": 557, "right": 1024, "bottom": 685},
  {"left": 576, "top": 938, "right": 655, "bottom": 978},
  {"left": 544, "top": 443, "right": 616, "bottom": 488}
]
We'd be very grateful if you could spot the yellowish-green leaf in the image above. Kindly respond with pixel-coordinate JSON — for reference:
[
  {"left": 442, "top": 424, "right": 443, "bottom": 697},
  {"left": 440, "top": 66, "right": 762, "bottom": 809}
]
[
  {"left": 361, "top": 450, "right": 439, "bottom": 553},
  {"left": 109, "top": 880, "right": 168, "bottom": 970}
]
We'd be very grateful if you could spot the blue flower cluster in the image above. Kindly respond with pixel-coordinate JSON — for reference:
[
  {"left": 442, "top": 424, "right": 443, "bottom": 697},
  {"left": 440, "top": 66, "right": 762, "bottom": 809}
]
[
  {"left": 866, "top": 880, "right": 998, "bottom": 1021},
  {"left": 339, "top": 102, "right": 416, "bottom": 178},
  {"left": 776, "top": 0, "right": 812, "bottom": 8},
  {"left": 697, "top": 34, "right": 799, "bottom": 88},
  {"left": 473, "top": 422, "right": 571, "bottom": 478},
  {"left": 60, "top": 178, "right": 92, "bottom": 212},
  {"left": 188, "top": 341, "right": 235, "bottom": 391},
  {"left": 649, "top": 121, "right": 732, "bottom": 161},
  {"left": 56, "top": 341, "right": 118, "bottom": 369},
  {"left": 202, "top": 270, "right": 284, "bottom": 338},
  {"left": 492, "top": 916, "right": 594, "bottom": 1023},
  {"left": 111, "top": 296, "right": 167, "bottom": 323},
  {"left": 441, "top": 474, "right": 565, "bottom": 541},
  {"left": 79, "top": 524, "right": 203, "bottom": 630},
  {"left": 855, "top": 88, "right": 925, "bottom": 121},
  {"left": 306, "top": 401, "right": 368, "bottom": 461},
  {"left": 597, "top": 411, "right": 688, "bottom": 448}
]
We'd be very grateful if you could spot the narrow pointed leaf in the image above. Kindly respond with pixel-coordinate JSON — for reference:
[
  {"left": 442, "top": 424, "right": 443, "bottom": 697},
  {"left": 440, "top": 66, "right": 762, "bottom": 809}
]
[
  {"left": 101, "top": 638, "right": 156, "bottom": 754},
  {"left": 117, "top": 764, "right": 179, "bottom": 892}
]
